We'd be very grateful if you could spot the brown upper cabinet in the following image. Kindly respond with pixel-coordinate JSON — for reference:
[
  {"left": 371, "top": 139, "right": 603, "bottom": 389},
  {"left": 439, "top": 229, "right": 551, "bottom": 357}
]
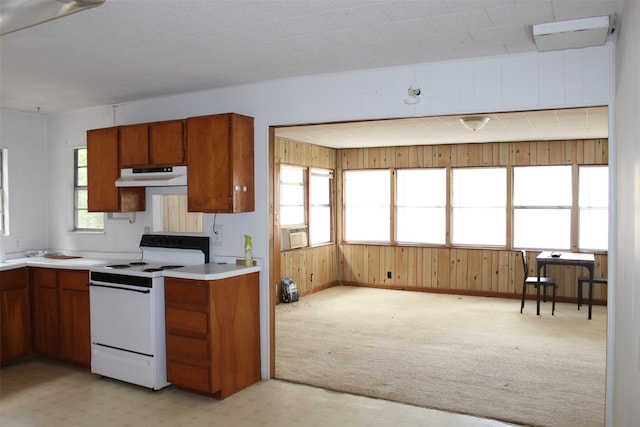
[
  {"left": 87, "top": 113, "right": 254, "bottom": 214},
  {"left": 119, "top": 120, "right": 186, "bottom": 168},
  {"left": 87, "top": 127, "right": 146, "bottom": 212},
  {"left": 186, "top": 113, "right": 254, "bottom": 213}
]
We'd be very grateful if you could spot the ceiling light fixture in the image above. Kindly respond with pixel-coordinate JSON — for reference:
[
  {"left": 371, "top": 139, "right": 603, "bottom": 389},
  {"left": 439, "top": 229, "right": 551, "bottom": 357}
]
[
  {"left": 404, "top": 86, "right": 421, "bottom": 105},
  {"left": 0, "top": 0, "right": 105, "bottom": 36},
  {"left": 533, "top": 15, "right": 611, "bottom": 52},
  {"left": 460, "top": 116, "right": 490, "bottom": 131}
]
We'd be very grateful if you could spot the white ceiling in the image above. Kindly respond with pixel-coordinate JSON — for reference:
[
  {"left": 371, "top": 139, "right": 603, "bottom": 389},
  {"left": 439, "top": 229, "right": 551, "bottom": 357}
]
[
  {"left": 0, "top": 0, "right": 619, "bottom": 147},
  {"left": 275, "top": 106, "right": 609, "bottom": 147},
  {"left": 276, "top": 107, "right": 609, "bottom": 148}
]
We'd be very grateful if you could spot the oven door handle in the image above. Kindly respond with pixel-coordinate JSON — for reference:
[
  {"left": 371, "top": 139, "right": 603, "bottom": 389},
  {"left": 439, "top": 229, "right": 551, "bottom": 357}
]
[{"left": 88, "top": 283, "right": 151, "bottom": 294}]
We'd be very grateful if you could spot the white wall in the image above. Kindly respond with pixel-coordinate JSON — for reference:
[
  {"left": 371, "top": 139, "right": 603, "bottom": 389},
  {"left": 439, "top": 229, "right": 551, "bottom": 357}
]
[
  {"left": 612, "top": 0, "right": 640, "bottom": 424},
  {"left": 45, "top": 45, "right": 613, "bottom": 256},
  {"left": 0, "top": 109, "right": 47, "bottom": 255},
  {"left": 4, "top": 44, "right": 615, "bottom": 388}
]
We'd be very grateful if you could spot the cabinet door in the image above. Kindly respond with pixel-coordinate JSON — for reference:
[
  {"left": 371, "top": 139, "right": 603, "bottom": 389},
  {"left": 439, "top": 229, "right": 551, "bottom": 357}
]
[
  {"left": 186, "top": 114, "right": 232, "bottom": 212},
  {"left": 1, "top": 268, "right": 31, "bottom": 365},
  {"left": 228, "top": 114, "right": 255, "bottom": 213},
  {"left": 119, "top": 124, "right": 149, "bottom": 167},
  {"left": 88, "top": 127, "right": 121, "bottom": 212},
  {"left": 59, "top": 289, "right": 90, "bottom": 366},
  {"left": 150, "top": 120, "right": 185, "bottom": 166},
  {"left": 32, "top": 287, "right": 58, "bottom": 357},
  {"left": 211, "top": 273, "right": 261, "bottom": 398},
  {"left": 87, "top": 127, "right": 146, "bottom": 213},
  {"left": 58, "top": 270, "right": 91, "bottom": 366},
  {"left": 31, "top": 268, "right": 59, "bottom": 358}
]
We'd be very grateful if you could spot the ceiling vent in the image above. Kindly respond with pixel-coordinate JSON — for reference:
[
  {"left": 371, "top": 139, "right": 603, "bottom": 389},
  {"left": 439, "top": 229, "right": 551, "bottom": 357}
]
[{"left": 533, "top": 16, "right": 611, "bottom": 52}]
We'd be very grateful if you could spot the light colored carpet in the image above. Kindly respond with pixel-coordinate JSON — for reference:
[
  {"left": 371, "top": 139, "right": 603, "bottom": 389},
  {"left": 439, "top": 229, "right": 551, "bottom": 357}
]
[{"left": 275, "top": 286, "right": 607, "bottom": 427}]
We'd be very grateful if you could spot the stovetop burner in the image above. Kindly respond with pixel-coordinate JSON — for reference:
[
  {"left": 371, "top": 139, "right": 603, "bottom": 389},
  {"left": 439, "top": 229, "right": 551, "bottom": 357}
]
[
  {"left": 142, "top": 265, "right": 185, "bottom": 272},
  {"left": 106, "top": 264, "right": 132, "bottom": 269},
  {"left": 92, "top": 234, "right": 209, "bottom": 278},
  {"left": 106, "top": 261, "right": 150, "bottom": 269}
]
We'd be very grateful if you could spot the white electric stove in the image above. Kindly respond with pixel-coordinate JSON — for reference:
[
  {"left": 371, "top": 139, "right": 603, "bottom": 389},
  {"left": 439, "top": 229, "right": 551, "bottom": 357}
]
[{"left": 88, "top": 234, "right": 209, "bottom": 390}]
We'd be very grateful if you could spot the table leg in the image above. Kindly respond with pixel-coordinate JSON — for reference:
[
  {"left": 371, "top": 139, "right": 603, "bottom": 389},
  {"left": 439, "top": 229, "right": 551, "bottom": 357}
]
[
  {"left": 588, "top": 266, "right": 594, "bottom": 320},
  {"left": 537, "top": 263, "right": 542, "bottom": 316}
]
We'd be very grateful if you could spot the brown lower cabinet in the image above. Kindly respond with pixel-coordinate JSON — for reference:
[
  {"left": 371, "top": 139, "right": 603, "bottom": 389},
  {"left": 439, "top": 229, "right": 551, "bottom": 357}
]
[
  {"left": 164, "top": 272, "right": 260, "bottom": 398},
  {"left": 58, "top": 270, "right": 91, "bottom": 365},
  {"left": 30, "top": 268, "right": 91, "bottom": 367},
  {"left": 1, "top": 268, "right": 31, "bottom": 365}
]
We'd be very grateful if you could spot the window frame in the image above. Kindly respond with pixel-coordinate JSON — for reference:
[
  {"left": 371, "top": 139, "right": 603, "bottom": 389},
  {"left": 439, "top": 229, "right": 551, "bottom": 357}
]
[
  {"left": 342, "top": 169, "right": 392, "bottom": 244},
  {"left": 279, "top": 163, "right": 335, "bottom": 250},
  {"left": 340, "top": 162, "right": 607, "bottom": 254},
  {"left": 512, "top": 165, "right": 573, "bottom": 251},
  {"left": 0, "top": 148, "right": 8, "bottom": 235},
  {"left": 578, "top": 165, "right": 609, "bottom": 251},
  {"left": 451, "top": 166, "right": 507, "bottom": 248},
  {"left": 309, "top": 167, "right": 334, "bottom": 246},
  {"left": 279, "top": 164, "right": 307, "bottom": 228},
  {"left": 74, "top": 147, "right": 104, "bottom": 232},
  {"left": 395, "top": 167, "right": 447, "bottom": 246}
]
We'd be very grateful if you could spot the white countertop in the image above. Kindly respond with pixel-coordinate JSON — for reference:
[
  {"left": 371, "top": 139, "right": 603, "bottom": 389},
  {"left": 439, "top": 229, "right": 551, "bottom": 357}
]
[
  {"left": 1, "top": 255, "right": 262, "bottom": 282},
  {"left": 164, "top": 262, "right": 262, "bottom": 281},
  {"left": 0, "top": 256, "right": 114, "bottom": 272}
]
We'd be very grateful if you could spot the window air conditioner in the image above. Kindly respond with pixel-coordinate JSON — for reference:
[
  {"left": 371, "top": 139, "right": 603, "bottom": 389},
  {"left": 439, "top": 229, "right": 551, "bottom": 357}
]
[{"left": 281, "top": 227, "right": 308, "bottom": 250}]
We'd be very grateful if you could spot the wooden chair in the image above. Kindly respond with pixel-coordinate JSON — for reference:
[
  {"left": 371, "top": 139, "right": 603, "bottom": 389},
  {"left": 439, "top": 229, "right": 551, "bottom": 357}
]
[
  {"left": 520, "top": 250, "right": 558, "bottom": 315},
  {"left": 577, "top": 276, "right": 607, "bottom": 319}
]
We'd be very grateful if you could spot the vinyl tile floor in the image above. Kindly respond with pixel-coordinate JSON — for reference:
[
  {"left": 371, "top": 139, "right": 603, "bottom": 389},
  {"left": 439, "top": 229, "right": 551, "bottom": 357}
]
[{"left": 0, "top": 359, "right": 520, "bottom": 427}]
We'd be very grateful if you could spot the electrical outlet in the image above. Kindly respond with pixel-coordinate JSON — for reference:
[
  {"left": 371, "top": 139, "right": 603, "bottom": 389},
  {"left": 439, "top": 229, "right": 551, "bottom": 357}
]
[
  {"left": 213, "top": 225, "right": 223, "bottom": 246},
  {"left": 387, "top": 271, "right": 392, "bottom": 279},
  {"left": 310, "top": 273, "right": 314, "bottom": 282}
]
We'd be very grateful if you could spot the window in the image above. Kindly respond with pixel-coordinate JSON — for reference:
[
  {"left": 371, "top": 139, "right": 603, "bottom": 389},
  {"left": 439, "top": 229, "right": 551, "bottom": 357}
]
[
  {"left": 452, "top": 168, "right": 506, "bottom": 246},
  {"left": 396, "top": 168, "right": 446, "bottom": 244},
  {"left": 74, "top": 148, "right": 104, "bottom": 230},
  {"left": 279, "top": 164, "right": 334, "bottom": 249},
  {"left": 344, "top": 169, "right": 390, "bottom": 243},
  {"left": 579, "top": 166, "right": 608, "bottom": 251},
  {"left": 0, "top": 149, "right": 7, "bottom": 235},
  {"left": 309, "top": 168, "right": 333, "bottom": 245},
  {"left": 337, "top": 155, "right": 607, "bottom": 252},
  {"left": 513, "top": 166, "right": 571, "bottom": 250},
  {"left": 280, "top": 165, "right": 306, "bottom": 227}
]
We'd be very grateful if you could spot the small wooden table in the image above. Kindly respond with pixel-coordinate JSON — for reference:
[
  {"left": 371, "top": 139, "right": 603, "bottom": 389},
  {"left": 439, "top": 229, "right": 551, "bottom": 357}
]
[{"left": 536, "top": 251, "right": 595, "bottom": 318}]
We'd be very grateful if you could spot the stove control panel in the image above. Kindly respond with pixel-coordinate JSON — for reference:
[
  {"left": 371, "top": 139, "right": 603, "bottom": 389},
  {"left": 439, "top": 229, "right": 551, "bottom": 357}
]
[{"left": 140, "top": 234, "right": 210, "bottom": 263}]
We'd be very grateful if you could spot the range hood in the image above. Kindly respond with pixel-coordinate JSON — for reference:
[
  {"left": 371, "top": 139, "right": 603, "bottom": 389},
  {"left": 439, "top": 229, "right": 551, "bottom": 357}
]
[{"left": 115, "top": 166, "right": 187, "bottom": 187}]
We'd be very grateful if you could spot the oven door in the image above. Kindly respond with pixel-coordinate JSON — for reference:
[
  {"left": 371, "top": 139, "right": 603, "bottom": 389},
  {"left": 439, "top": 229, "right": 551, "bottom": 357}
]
[{"left": 89, "top": 280, "right": 154, "bottom": 355}]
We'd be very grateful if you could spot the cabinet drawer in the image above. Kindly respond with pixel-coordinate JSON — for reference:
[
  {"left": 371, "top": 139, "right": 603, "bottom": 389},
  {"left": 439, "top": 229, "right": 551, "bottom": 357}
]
[
  {"left": 166, "top": 307, "right": 207, "bottom": 336},
  {"left": 0, "top": 268, "right": 28, "bottom": 290},
  {"left": 167, "top": 361, "right": 211, "bottom": 393},
  {"left": 58, "top": 270, "right": 89, "bottom": 291},
  {"left": 30, "top": 268, "right": 57, "bottom": 288},
  {"left": 165, "top": 279, "right": 208, "bottom": 310},
  {"left": 166, "top": 334, "right": 209, "bottom": 365}
]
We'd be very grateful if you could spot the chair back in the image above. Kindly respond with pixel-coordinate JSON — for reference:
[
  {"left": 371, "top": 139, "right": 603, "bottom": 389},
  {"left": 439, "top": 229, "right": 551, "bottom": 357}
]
[{"left": 521, "top": 250, "right": 529, "bottom": 279}]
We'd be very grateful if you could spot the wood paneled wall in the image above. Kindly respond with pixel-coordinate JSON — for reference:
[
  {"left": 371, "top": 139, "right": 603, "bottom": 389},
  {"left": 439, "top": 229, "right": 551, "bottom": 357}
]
[
  {"left": 274, "top": 136, "right": 609, "bottom": 303},
  {"left": 338, "top": 246, "right": 608, "bottom": 302},
  {"left": 275, "top": 138, "right": 337, "bottom": 295},
  {"left": 337, "top": 139, "right": 608, "bottom": 169},
  {"left": 161, "top": 194, "right": 203, "bottom": 232},
  {"left": 280, "top": 244, "right": 337, "bottom": 296}
]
